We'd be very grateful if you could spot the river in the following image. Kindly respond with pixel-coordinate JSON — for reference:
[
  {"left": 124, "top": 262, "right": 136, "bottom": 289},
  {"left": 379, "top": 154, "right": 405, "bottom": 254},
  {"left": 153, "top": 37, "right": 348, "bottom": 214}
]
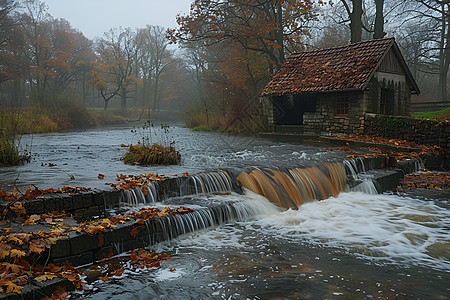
[{"left": 1, "top": 125, "right": 448, "bottom": 299}]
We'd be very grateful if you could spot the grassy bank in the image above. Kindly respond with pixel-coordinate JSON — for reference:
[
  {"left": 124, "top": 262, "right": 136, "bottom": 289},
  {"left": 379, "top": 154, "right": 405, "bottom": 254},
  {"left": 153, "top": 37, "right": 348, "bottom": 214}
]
[
  {"left": 184, "top": 111, "right": 266, "bottom": 133},
  {"left": 0, "top": 103, "right": 96, "bottom": 165},
  {"left": 411, "top": 107, "right": 450, "bottom": 120}
]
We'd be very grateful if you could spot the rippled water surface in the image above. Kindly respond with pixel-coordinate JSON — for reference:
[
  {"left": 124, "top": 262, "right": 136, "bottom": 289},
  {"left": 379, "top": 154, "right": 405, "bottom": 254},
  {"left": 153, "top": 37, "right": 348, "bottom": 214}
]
[
  {"left": 1, "top": 125, "right": 448, "bottom": 299},
  {"left": 0, "top": 125, "right": 344, "bottom": 191},
  {"left": 76, "top": 192, "right": 450, "bottom": 299}
]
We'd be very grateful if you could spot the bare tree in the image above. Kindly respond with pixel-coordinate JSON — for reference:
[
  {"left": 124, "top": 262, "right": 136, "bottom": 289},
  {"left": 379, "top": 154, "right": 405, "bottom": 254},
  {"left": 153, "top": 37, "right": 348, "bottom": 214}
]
[
  {"left": 396, "top": 0, "right": 450, "bottom": 101},
  {"left": 341, "top": 0, "right": 363, "bottom": 43},
  {"left": 92, "top": 27, "right": 140, "bottom": 112},
  {"left": 137, "top": 25, "right": 172, "bottom": 112}
]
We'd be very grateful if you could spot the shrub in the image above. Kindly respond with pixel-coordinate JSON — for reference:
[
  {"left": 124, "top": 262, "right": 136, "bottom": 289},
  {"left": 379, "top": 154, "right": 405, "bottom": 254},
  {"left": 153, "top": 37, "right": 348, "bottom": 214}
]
[
  {"left": 122, "top": 144, "right": 181, "bottom": 165},
  {"left": 0, "top": 109, "right": 30, "bottom": 166},
  {"left": 192, "top": 125, "right": 212, "bottom": 132},
  {"left": 89, "top": 109, "right": 126, "bottom": 125}
]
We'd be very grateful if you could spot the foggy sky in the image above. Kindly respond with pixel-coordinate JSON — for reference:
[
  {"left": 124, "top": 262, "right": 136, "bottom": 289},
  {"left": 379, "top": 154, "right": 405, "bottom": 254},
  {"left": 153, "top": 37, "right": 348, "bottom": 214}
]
[{"left": 43, "top": 0, "right": 191, "bottom": 40}]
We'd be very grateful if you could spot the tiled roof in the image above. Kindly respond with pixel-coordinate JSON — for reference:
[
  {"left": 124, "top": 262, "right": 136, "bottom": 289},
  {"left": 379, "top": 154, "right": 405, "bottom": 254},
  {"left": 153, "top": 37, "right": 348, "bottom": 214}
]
[{"left": 262, "top": 38, "right": 395, "bottom": 96}]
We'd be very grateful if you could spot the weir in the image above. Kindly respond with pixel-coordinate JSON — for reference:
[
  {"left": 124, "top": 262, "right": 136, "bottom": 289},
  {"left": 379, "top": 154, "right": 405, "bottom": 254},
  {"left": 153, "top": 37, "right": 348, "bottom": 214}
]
[
  {"left": 25, "top": 156, "right": 418, "bottom": 268},
  {"left": 121, "top": 170, "right": 242, "bottom": 206},
  {"left": 121, "top": 156, "right": 421, "bottom": 212}
]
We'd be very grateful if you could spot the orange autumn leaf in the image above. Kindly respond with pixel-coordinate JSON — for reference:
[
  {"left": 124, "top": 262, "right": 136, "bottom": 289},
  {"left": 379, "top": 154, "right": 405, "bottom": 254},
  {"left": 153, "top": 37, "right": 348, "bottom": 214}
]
[
  {"left": 98, "top": 174, "right": 105, "bottom": 180},
  {"left": 51, "top": 286, "right": 69, "bottom": 300},
  {"left": 29, "top": 238, "right": 50, "bottom": 254},
  {"left": 23, "top": 218, "right": 36, "bottom": 225},
  {"left": 35, "top": 274, "right": 58, "bottom": 282},
  {"left": 111, "top": 266, "right": 124, "bottom": 277},
  {"left": 9, "top": 249, "right": 26, "bottom": 259},
  {"left": 98, "top": 276, "right": 112, "bottom": 282},
  {"left": 6, "top": 236, "right": 23, "bottom": 245},
  {"left": 130, "top": 227, "right": 139, "bottom": 239},
  {"left": 10, "top": 202, "right": 26, "bottom": 216},
  {"left": 0, "top": 279, "right": 23, "bottom": 294}
]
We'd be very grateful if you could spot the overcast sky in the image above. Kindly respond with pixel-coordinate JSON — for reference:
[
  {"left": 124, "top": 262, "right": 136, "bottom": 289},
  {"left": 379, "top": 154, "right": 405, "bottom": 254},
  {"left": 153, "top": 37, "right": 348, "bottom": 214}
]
[{"left": 43, "top": 0, "right": 191, "bottom": 40}]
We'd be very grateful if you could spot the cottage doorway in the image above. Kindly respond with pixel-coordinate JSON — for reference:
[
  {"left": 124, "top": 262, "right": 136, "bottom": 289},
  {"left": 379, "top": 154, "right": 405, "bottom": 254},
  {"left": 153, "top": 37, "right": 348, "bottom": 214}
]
[{"left": 275, "top": 94, "right": 317, "bottom": 125}]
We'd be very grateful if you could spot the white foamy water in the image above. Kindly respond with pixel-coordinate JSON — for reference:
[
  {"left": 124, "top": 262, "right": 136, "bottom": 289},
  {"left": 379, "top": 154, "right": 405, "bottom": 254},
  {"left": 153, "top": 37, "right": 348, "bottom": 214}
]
[{"left": 256, "top": 192, "right": 450, "bottom": 270}]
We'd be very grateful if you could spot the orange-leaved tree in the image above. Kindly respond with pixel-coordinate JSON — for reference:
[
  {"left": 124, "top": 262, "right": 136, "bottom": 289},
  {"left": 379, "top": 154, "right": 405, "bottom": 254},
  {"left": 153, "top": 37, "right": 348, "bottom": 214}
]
[
  {"left": 169, "top": 0, "right": 318, "bottom": 129},
  {"left": 90, "top": 27, "right": 141, "bottom": 112}
]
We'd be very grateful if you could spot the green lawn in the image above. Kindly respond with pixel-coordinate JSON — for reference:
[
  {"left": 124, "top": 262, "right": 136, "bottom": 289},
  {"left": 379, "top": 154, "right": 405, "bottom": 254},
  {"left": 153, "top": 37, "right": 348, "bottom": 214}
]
[{"left": 412, "top": 107, "right": 450, "bottom": 120}]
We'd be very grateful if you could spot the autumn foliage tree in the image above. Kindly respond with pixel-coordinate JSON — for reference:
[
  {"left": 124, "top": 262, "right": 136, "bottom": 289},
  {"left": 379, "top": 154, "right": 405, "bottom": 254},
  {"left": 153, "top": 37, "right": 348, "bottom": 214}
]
[
  {"left": 169, "top": 0, "right": 317, "bottom": 129},
  {"left": 90, "top": 27, "right": 141, "bottom": 112}
]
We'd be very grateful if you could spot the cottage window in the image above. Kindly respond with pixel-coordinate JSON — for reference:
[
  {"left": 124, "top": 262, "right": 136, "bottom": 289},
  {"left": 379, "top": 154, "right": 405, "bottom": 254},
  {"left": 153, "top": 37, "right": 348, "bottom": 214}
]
[
  {"left": 335, "top": 93, "right": 349, "bottom": 116},
  {"left": 380, "top": 88, "right": 388, "bottom": 114}
]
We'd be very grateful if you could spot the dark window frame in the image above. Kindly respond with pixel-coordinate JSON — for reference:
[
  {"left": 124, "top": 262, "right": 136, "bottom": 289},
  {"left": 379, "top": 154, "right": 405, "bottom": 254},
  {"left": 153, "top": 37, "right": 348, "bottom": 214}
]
[{"left": 335, "top": 92, "right": 349, "bottom": 116}]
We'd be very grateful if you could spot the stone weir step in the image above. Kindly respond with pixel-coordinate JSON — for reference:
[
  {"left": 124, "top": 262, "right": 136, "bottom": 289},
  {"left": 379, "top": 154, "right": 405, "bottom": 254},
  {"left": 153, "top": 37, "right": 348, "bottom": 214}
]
[{"left": 0, "top": 201, "right": 252, "bottom": 300}]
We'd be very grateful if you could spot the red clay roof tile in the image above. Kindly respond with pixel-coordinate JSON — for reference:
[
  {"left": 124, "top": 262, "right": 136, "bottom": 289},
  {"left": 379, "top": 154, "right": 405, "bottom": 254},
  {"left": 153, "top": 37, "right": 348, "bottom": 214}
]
[{"left": 262, "top": 38, "right": 395, "bottom": 96}]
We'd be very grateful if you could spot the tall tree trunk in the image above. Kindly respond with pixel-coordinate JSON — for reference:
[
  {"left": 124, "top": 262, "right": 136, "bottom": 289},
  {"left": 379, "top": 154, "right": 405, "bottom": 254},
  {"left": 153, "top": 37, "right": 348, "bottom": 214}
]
[
  {"left": 275, "top": 3, "right": 285, "bottom": 64},
  {"left": 121, "top": 88, "right": 127, "bottom": 115},
  {"left": 82, "top": 73, "right": 87, "bottom": 107},
  {"left": 438, "top": 3, "right": 449, "bottom": 101},
  {"left": 153, "top": 74, "right": 159, "bottom": 112},
  {"left": 373, "top": 0, "right": 385, "bottom": 39},
  {"left": 350, "top": 0, "right": 363, "bottom": 43}
]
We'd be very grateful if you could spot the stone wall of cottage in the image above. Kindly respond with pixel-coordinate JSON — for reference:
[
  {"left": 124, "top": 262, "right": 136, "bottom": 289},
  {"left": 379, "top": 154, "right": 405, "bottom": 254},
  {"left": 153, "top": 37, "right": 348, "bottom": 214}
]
[
  {"left": 365, "top": 73, "right": 411, "bottom": 116},
  {"left": 264, "top": 72, "right": 413, "bottom": 136},
  {"left": 364, "top": 114, "right": 449, "bottom": 150},
  {"left": 303, "top": 91, "right": 365, "bottom": 135},
  {"left": 260, "top": 96, "right": 276, "bottom": 131}
]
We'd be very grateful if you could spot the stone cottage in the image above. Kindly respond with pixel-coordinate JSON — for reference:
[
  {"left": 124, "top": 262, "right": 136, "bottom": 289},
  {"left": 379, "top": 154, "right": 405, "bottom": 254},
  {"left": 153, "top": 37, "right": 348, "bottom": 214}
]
[{"left": 260, "top": 38, "right": 420, "bottom": 134}]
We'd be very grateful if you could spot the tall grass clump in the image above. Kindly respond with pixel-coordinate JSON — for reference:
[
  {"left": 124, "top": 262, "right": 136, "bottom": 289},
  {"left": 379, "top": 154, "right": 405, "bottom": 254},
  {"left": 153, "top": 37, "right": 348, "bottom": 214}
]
[
  {"left": 0, "top": 109, "right": 30, "bottom": 166},
  {"left": 122, "top": 122, "right": 181, "bottom": 165}
]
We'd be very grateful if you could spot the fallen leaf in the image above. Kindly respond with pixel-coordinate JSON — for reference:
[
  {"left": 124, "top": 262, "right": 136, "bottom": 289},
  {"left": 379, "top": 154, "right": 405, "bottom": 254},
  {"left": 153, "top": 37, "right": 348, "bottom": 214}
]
[
  {"left": 51, "top": 286, "right": 69, "bottom": 300},
  {"left": 29, "top": 238, "right": 50, "bottom": 254},
  {"left": 0, "top": 279, "right": 23, "bottom": 294},
  {"left": 98, "top": 276, "right": 112, "bottom": 282},
  {"left": 10, "top": 202, "right": 26, "bottom": 217},
  {"left": 111, "top": 266, "right": 124, "bottom": 277},
  {"left": 35, "top": 274, "right": 58, "bottom": 282},
  {"left": 130, "top": 227, "right": 139, "bottom": 239},
  {"left": 9, "top": 249, "right": 26, "bottom": 259}
]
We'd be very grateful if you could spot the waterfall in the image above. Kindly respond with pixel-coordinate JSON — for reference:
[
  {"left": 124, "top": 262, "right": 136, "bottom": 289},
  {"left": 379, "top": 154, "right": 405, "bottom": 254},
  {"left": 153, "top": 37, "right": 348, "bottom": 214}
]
[
  {"left": 120, "top": 157, "right": 411, "bottom": 210},
  {"left": 123, "top": 170, "right": 241, "bottom": 206},
  {"left": 145, "top": 193, "right": 280, "bottom": 243},
  {"left": 190, "top": 170, "right": 236, "bottom": 195},
  {"left": 237, "top": 162, "right": 347, "bottom": 209}
]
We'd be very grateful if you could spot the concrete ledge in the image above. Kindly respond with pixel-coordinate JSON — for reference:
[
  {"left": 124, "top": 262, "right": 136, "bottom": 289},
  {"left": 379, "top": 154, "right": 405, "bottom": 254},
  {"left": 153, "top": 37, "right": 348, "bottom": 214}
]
[{"left": 319, "top": 136, "right": 422, "bottom": 152}]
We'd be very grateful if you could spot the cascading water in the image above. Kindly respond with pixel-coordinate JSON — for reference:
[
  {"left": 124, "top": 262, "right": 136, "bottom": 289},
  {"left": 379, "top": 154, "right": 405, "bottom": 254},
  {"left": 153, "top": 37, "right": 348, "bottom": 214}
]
[
  {"left": 236, "top": 162, "right": 348, "bottom": 209},
  {"left": 122, "top": 170, "right": 241, "bottom": 206},
  {"left": 13, "top": 126, "right": 444, "bottom": 300},
  {"left": 190, "top": 170, "right": 236, "bottom": 195},
  {"left": 143, "top": 192, "right": 281, "bottom": 244},
  {"left": 121, "top": 157, "right": 395, "bottom": 210}
]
